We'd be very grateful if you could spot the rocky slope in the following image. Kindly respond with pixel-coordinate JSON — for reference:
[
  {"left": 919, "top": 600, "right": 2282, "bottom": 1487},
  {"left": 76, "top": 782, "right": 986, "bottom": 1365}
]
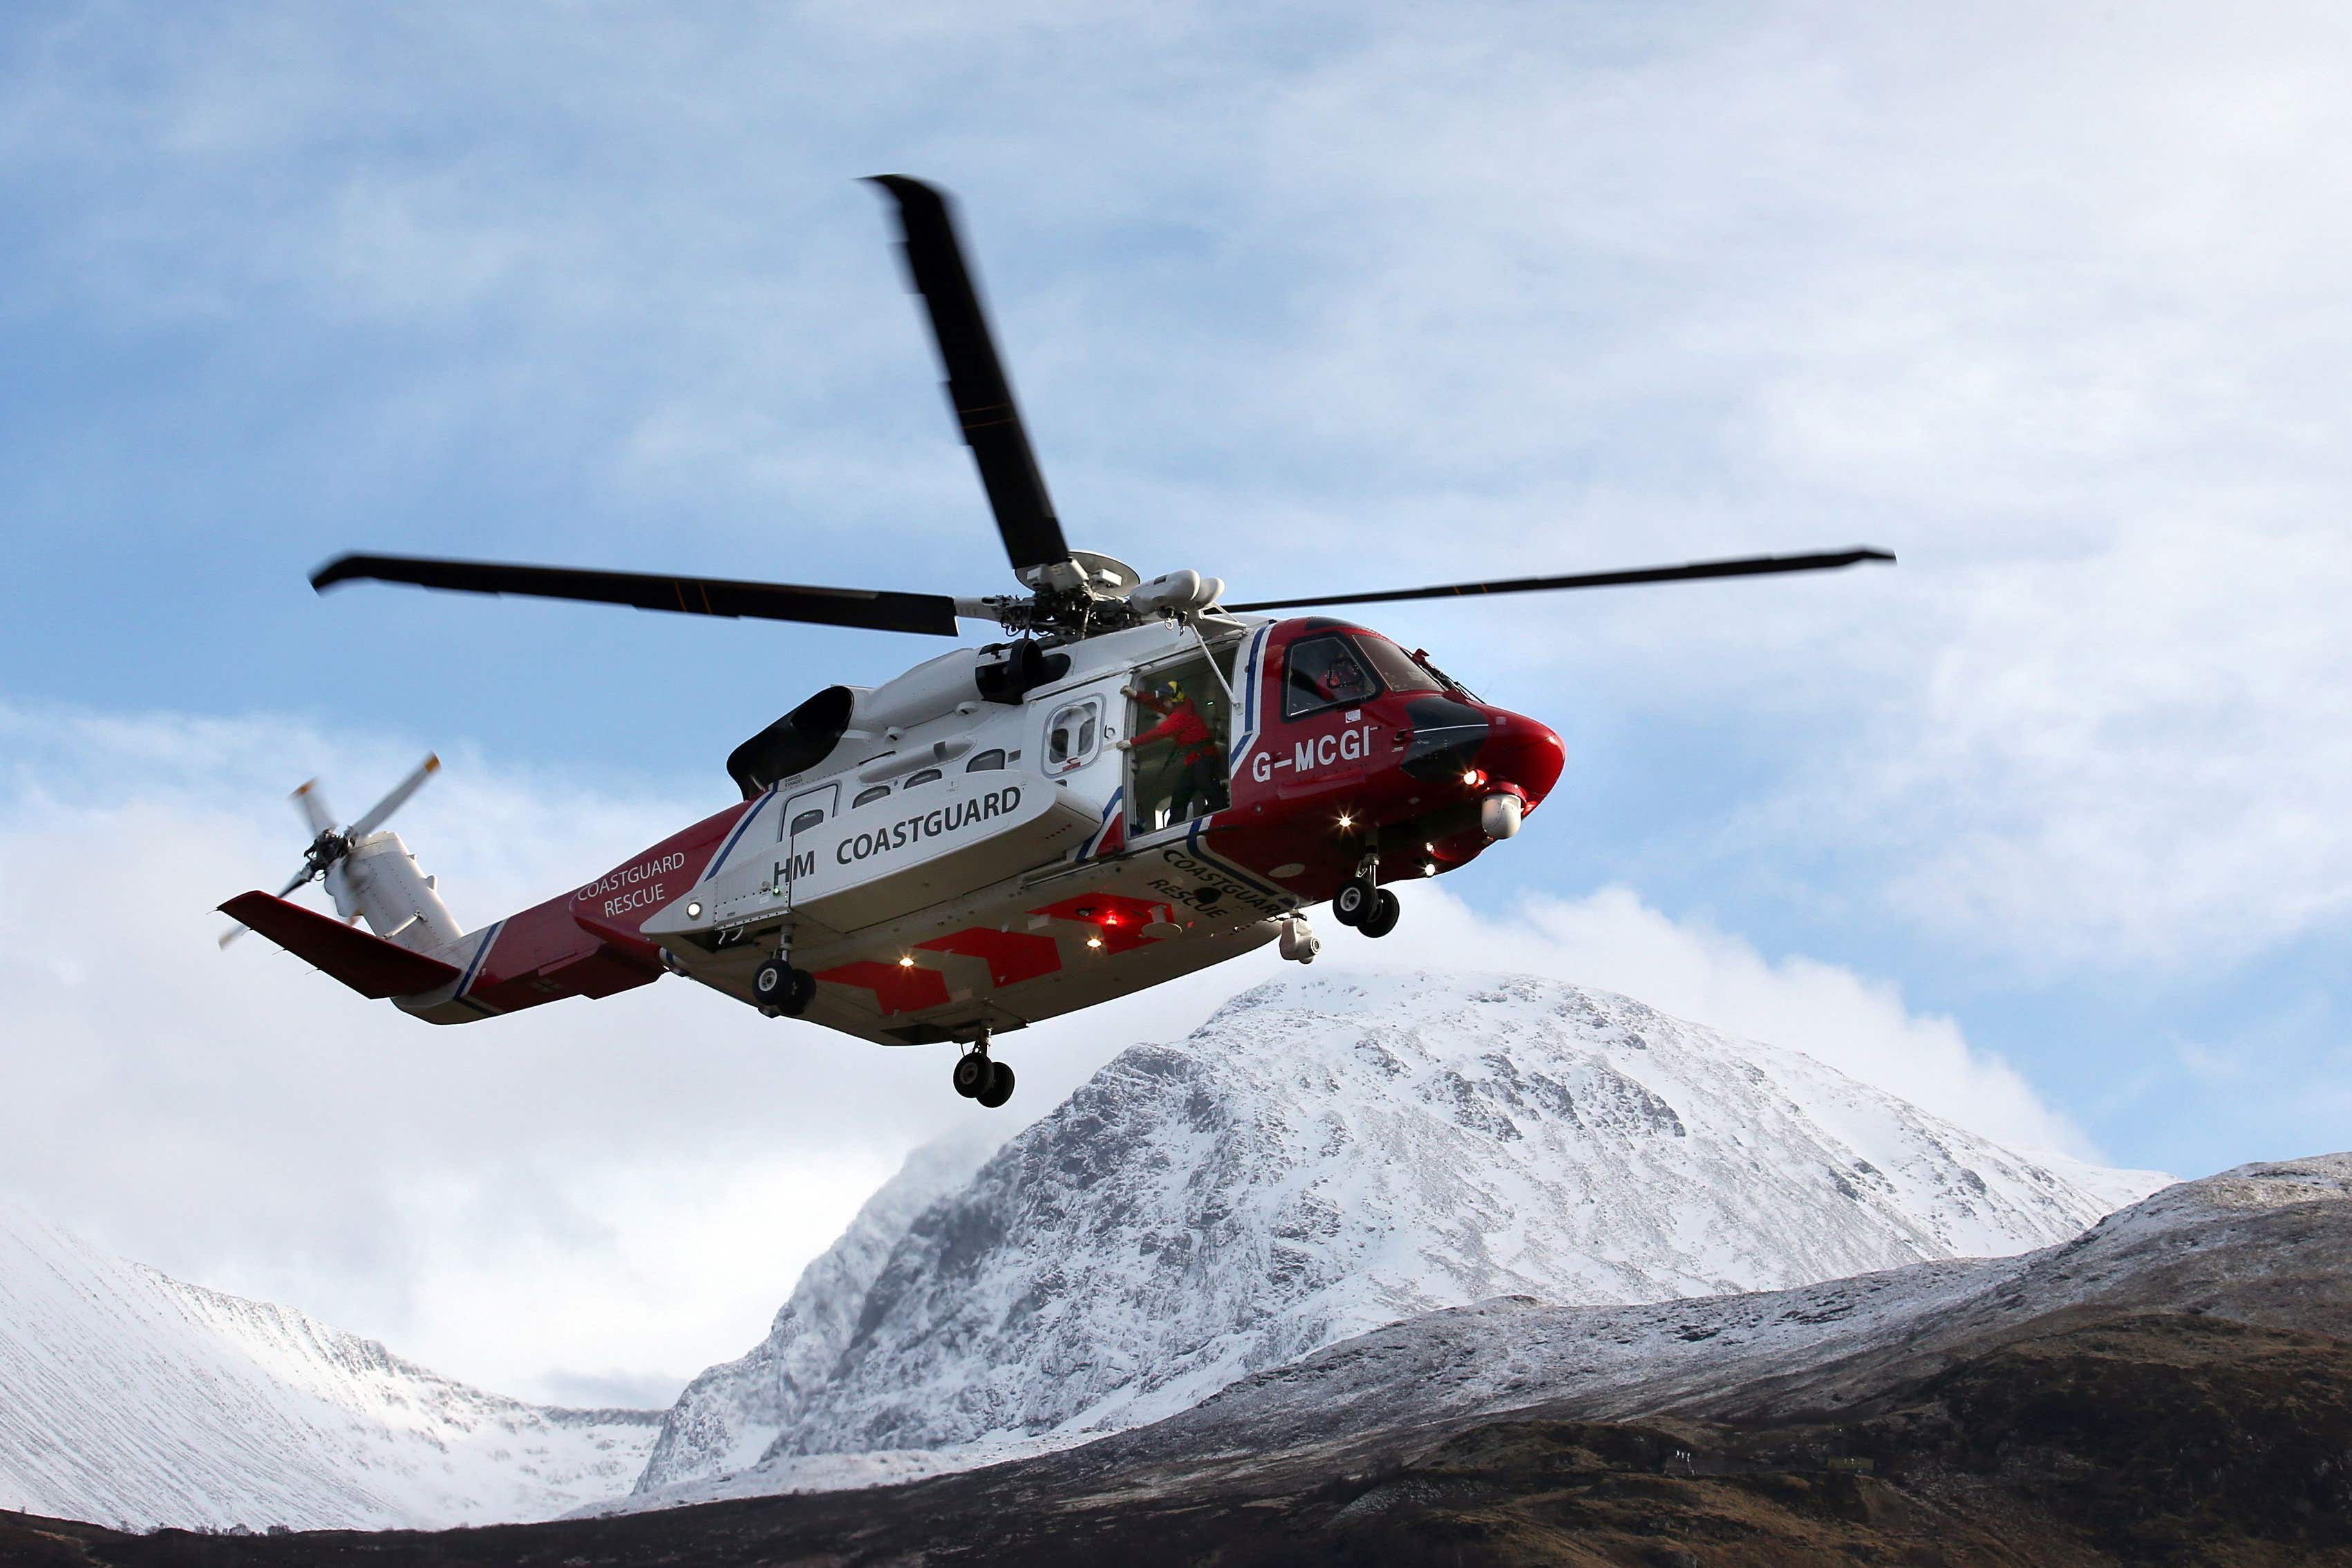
[
  {"left": 1085, "top": 1152, "right": 2352, "bottom": 1471},
  {"left": 631, "top": 969, "right": 2164, "bottom": 1504},
  {"left": 0, "top": 1202, "right": 660, "bottom": 1531}
]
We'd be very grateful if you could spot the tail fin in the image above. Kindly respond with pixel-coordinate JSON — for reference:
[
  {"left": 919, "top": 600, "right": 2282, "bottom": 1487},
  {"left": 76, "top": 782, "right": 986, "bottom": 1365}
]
[
  {"left": 328, "top": 831, "right": 463, "bottom": 951},
  {"left": 218, "top": 891, "right": 462, "bottom": 999}
]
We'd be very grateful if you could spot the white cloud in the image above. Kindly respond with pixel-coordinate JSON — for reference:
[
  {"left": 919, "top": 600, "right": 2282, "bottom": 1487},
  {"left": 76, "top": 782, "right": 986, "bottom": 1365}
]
[
  {"left": 0, "top": 706, "right": 972, "bottom": 1402},
  {"left": 0, "top": 703, "right": 1268, "bottom": 1402},
  {"left": 4, "top": 0, "right": 2342, "bottom": 1388},
  {"left": 1379, "top": 880, "right": 2093, "bottom": 1159},
  {"left": 1821, "top": 518, "right": 2352, "bottom": 968},
  {"left": 0, "top": 703, "right": 2106, "bottom": 1400}
]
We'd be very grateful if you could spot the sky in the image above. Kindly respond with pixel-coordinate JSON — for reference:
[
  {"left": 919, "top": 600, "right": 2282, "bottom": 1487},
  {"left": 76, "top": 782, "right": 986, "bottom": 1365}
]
[{"left": 2, "top": 1, "right": 2347, "bottom": 1406}]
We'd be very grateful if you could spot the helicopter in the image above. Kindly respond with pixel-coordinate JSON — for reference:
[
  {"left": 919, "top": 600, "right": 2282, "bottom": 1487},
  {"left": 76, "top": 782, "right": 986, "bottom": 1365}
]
[{"left": 219, "top": 176, "right": 1891, "bottom": 1109}]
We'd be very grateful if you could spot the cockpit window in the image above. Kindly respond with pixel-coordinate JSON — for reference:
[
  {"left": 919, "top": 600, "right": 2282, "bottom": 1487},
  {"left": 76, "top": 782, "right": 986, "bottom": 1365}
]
[
  {"left": 1354, "top": 636, "right": 1443, "bottom": 697},
  {"left": 1411, "top": 648, "right": 1480, "bottom": 702},
  {"left": 1283, "top": 634, "right": 1380, "bottom": 718}
]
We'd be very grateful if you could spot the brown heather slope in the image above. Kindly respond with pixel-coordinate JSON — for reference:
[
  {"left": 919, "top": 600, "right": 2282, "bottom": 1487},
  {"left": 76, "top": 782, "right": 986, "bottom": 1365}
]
[{"left": 3, "top": 1157, "right": 2346, "bottom": 1567}]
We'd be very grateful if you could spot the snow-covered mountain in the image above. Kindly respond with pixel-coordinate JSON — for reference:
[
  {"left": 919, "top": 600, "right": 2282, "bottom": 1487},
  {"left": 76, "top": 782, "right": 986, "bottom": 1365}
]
[
  {"left": 631, "top": 969, "right": 2165, "bottom": 1506},
  {"left": 0, "top": 1201, "right": 660, "bottom": 1531},
  {"left": 633, "top": 1131, "right": 1003, "bottom": 1493}
]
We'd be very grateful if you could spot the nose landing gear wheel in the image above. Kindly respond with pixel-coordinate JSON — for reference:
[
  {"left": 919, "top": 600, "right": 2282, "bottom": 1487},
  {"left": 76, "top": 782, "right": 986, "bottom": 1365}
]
[
  {"left": 1357, "top": 887, "right": 1402, "bottom": 939},
  {"left": 754, "top": 958, "right": 818, "bottom": 1017},
  {"left": 1332, "top": 878, "right": 1375, "bottom": 927},
  {"left": 976, "top": 1060, "right": 1016, "bottom": 1108}
]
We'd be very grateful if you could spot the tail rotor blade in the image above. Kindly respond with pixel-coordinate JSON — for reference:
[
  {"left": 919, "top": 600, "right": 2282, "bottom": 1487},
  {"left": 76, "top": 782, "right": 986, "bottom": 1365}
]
[
  {"left": 292, "top": 780, "right": 338, "bottom": 837},
  {"left": 220, "top": 867, "right": 312, "bottom": 946},
  {"left": 350, "top": 754, "right": 440, "bottom": 840}
]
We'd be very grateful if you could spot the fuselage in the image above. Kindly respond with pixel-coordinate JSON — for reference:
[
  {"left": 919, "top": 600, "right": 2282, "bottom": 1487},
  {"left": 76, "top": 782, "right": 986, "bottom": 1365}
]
[{"left": 389, "top": 614, "right": 1563, "bottom": 1043}]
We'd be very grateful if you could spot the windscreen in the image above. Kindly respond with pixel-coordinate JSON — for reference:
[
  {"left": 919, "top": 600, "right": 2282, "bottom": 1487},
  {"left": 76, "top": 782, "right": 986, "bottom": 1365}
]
[{"left": 1354, "top": 635, "right": 1444, "bottom": 695}]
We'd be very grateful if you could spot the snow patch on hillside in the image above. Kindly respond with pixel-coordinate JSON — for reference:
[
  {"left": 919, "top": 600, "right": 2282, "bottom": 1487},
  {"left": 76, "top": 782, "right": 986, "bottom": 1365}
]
[{"left": 0, "top": 1201, "right": 659, "bottom": 1531}]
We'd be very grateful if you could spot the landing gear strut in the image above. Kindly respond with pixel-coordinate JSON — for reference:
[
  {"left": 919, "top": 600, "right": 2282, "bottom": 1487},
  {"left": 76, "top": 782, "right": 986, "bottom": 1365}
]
[
  {"left": 753, "top": 956, "right": 816, "bottom": 1017},
  {"left": 953, "top": 1030, "right": 1015, "bottom": 1108}
]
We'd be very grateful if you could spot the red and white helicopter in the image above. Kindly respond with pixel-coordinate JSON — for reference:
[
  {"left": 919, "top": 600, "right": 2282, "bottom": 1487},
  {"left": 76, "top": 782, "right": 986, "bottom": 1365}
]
[{"left": 220, "top": 177, "right": 1890, "bottom": 1108}]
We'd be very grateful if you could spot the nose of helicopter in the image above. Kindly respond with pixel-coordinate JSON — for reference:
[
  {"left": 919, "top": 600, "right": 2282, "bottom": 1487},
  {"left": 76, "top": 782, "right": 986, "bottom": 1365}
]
[{"left": 1476, "top": 706, "right": 1564, "bottom": 812}]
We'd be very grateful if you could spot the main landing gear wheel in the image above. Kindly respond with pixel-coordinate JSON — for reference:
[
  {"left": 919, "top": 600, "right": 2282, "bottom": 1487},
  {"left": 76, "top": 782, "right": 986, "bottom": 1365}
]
[
  {"left": 952, "top": 1051, "right": 1016, "bottom": 1108},
  {"left": 1332, "top": 878, "right": 1375, "bottom": 927},
  {"left": 952, "top": 1050, "right": 992, "bottom": 1098},
  {"left": 753, "top": 958, "right": 817, "bottom": 1017},
  {"left": 1357, "top": 887, "right": 1402, "bottom": 939}
]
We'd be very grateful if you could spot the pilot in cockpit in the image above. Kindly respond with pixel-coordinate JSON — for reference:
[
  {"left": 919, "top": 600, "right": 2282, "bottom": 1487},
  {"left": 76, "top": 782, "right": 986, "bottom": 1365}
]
[{"left": 1316, "top": 652, "right": 1373, "bottom": 704}]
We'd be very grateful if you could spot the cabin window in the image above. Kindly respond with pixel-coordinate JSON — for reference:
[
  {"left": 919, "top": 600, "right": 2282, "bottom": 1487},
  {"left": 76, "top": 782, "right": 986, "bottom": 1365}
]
[
  {"left": 904, "top": 767, "right": 943, "bottom": 788},
  {"left": 778, "top": 782, "right": 837, "bottom": 841},
  {"left": 966, "top": 748, "right": 1007, "bottom": 773},
  {"left": 1354, "top": 634, "right": 1443, "bottom": 696},
  {"left": 853, "top": 784, "right": 892, "bottom": 808},
  {"left": 1283, "top": 634, "right": 1380, "bottom": 718},
  {"left": 1046, "top": 700, "right": 1101, "bottom": 771}
]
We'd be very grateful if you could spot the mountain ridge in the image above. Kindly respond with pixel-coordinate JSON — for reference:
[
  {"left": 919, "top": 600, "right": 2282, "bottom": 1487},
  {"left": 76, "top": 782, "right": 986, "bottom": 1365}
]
[
  {"left": 628, "top": 967, "right": 2163, "bottom": 1506},
  {"left": 0, "top": 1199, "right": 660, "bottom": 1532},
  {"left": 60, "top": 1155, "right": 2337, "bottom": 1566}
]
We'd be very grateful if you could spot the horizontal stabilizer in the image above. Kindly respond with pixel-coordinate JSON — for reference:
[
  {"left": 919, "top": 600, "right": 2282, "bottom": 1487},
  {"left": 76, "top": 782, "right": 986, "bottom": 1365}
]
[{"left": 218, "top": 891, "right": 462, "bottom": 999}]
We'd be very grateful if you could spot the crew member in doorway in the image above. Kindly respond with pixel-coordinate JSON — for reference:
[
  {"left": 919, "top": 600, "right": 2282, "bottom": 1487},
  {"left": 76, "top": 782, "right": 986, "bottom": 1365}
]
[{"left": 1116, "top": 679, "right": 1225, "bottom": 821}]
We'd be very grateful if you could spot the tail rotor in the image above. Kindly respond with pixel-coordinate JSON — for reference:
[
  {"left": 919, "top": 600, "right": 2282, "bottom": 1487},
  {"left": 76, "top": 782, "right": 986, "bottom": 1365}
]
[{"left": 219, "top": 755, "right": 441, "bottom": 947}]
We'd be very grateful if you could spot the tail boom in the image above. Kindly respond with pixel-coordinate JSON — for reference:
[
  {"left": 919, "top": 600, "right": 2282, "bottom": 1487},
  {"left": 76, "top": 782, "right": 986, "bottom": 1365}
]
[{"left": 227, "top": 794, "right": 759, "bottom": 1023}]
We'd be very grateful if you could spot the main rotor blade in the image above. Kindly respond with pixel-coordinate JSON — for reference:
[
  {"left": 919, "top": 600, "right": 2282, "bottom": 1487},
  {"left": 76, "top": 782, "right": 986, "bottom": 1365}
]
[
  {"left": 311, "top": 555, "right": 963, "bottom": 636},
  {"left": 867, "top": 176, "right": 1072, "bottom": 577},
  {"left": 350, "top": 753, "right": 440, "bottom": 840},
  {"left": 1226, "top": 548, "right": 1897, "bottom": 613},
  {"left": 291, "top": 779, "right": 337, "bottom": 838}
]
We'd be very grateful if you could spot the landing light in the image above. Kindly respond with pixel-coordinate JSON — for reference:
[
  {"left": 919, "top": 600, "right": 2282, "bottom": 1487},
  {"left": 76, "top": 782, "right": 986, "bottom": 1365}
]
[
  {"left": 1086, "top": 934, "right": 1104, "bottom": 950},
  {"left": 1421, "top": 859, "right": 1439, "bottom": 878},
  {"left": 1336, "top": 813, "right": 1354, "bottom": 831},
  {"left": 898, "top": 954, "right": 915, "bottom": 968},
  {"left": 1462, "top": 768, "right": 1486, "bottom": 788},
  {"left": 685, "top": 901, "right": 702, "bottom": 919}
]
